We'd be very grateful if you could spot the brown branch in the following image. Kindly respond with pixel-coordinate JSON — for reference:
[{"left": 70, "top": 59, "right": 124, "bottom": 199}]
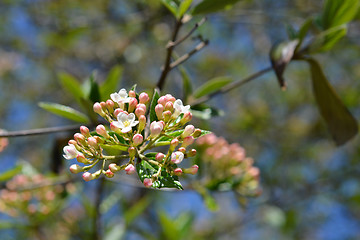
[
  {"left": 0, "top": 124, "right": 85, "bottom": 138},
  {"left": 189, "top": 66, "right": 273, "bottom": 106}
]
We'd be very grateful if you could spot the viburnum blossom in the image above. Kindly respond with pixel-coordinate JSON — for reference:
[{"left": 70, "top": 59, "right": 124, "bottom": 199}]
[{"left": 63, "top": 88, "right": 209, "bottom": 189}]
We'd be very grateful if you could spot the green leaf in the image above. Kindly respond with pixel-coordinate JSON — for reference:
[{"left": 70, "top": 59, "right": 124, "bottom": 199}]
[
  {"left": 100, "top": 65, "right": 123, "bottom": 101},
  {"left": 0, "top": 165, "right": 22, "bottom": 182},
  {"left": 38, "top": 102, "right": 89, "bottom": 123},
  {"left": 178, "top": 0, "right": 193, "bottom": 17},
  {"left": 158, "top": 211, "right": 180, "bottom": 240},
  {"left": 296, "top": 18, "right": 313, "bottom": 52},
  {"left": 191, "top": 104, "right": 223, "bottom": 120},
  {"left": 307, "top": 25, "right": 347, "bottom": 53},
  {"left": 306, "top": 58, "right": 358, "bottom": 146},
  {"left": 149, "top": 89, "right": 160, "bottom": 123},
  {"left": 58, "top": 72, "right": 84, "bottom": 105},
  {"left": 100, "top": 144, "right": 129, "bottom": 153},
  {"left": 104, "top": 223, "right": 125, "bottom": 240},
  {"left": 193, "top": 76, "right": 233, "bottom": 98},
  {"left": 88, "top": 74, "right": 101, "bottom": 103},
  {"left": 322, "top": 0, "right": 359, "bottom": 29},
  {"left": 192, "top": 0, "right": 242, "bottom": 15},
  {"left": 161, "top": 0, "right": 179, "bottom": 17},
  {"left": 179, "top": 66, "right": 193, "bottom": 102},
  {"left": 124, "top": 196, "right": 151, "bottom": 225},
  {"left": 136, "top": 160, "right": 183, "bottom": 190}
]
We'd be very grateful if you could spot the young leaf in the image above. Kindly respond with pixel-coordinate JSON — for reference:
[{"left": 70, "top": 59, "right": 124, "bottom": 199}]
[
  {"left": 100, "top": 65, "right": 123, "bottom": 101},
  {"left": 58, "top": 72, "right": 84, "bottom": 105},
  {"left": 178, "top": 0, "right": 193, "bottom": 17},
  {"left": 193, "top": 76, "right": 233, "bottom": 98},
  {"left": 0, "top": 165, "right": 22, "bottom": 182},
  {"left": 149, "top": 89, "right": 160, "bottom": 123},
  {"left": 322, "top": 0, "right": 359, "bottom": 29},
  {"left": 161, "top": 0, "right": 179, "bottom": 18},
  {"left": 136, "top": 160, "right": 183, "bottom": 190},
  {"left": 100, "top": 144, "right": 129, "bottom": 153},
  {"left": 306, "top": 58, "right": 358, "bottom": 146},
  {"left": 192, "top": 0, "right": 242, "bottom": 15},
  {"left": 307, "top": 25, "right": 347, "bottom": 54},
  {"left": 38, "top": 102, "right": 89, "bottom": 123},
  {"left": 179, "top": 66, "right": 193, "bottom": 102}
]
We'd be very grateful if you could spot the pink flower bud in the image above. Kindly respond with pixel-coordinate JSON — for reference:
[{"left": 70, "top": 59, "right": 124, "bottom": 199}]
[
  {"left": 100, "top": 101, "right": 107, "bottom": 110},
  {"left": 128, "top": 147, "right": 136, "bottom": 158},
  {"left": 182, "top": 136, "right": 194, "bottom": 148},
  {"left": 170, "top": 138, "right": 179, "bottom": 151},
  {"left": 76, "top": 153, "right": 87, "bottom": 163},
  {"left": 87, "top": 137, "right": 98, "bottom": 148},
  {"left": 138, "top": 115, "right": 146, "bottom": 132},
  {"left": 93, "top": 102, "right": 103, "bottom": 115},
  {"left": 125, "top": 164, "right": 136, "bottom": 175},
  {"left": 174, "top": 168, "right": 183, "bottom": 176},
  {"left": 135, "top": 107, "right": 146, "bottom": 118},
  {"left": 185, "top": 165, "right": 198, "bottom": 175},
  {"left": 248, "top": 167, "right": 260, "bottom": 180},
  {"left": 155, "top": 104, "right": 164, "bottom": 120},
  {"left": 164, "top": 101, "right": 174, "bottom": 112},
  {"left": 192, "top": 128, "right": 202, "bottom": 138},
  {"left": 82, "top": 172, "right": 94, "bottom": 182},
  {"left": 179, "top": 112, "right": 192, "bottom": 125},
  {"left": 139, "top": 92, "right": 149, "bottom": 104},
  {"left": 74, "top": 133, "right": 86, "bottom": 145},
  {"left": 110, "top": 122, "right": 120, "bottom": 132},
  {"left": 114, "top": 108, "right": 123, "bottom": 117},
  {"left": 106, "top": 100, "right": 115, "bottom": 112},
  {"left": 181, "top": 125, "right": 195, "bottom": 138},
  {"left": 187, "top": 149, "right": 197, "bottom": 157},
  {"left": 94, "top": 136, "right": 104, "bottom": 144},
  {"left": 157, "top": 96, "right": 167, "bottom": 106},
  {"left": 178, "top": 147, "right": 186, "bottom": 153},
  {"left": 80, "top": 126, "right": 90, "bottom": 137},
  {"left": 150, "top": 121, "right": 163, "bottom": 138},
  {"left": 128, "top": 97, "right": 138, "bottom": 112},
  {"left": 156, "top": 152, "right": 165, "bottom": 162},
  {"left": 105, "top": 169, "right": 114, "bottom": 178},
  {"left": 63, "top": 144, "right": 79, "bottom": 159},
  {"left": 109, "top": 163, "right": 120, "bottom": 173},
  {"left": 143, "top": 178, "right": 153, "bottom": 188},
  {"left": 69, "top": 164, "right": 83, "bottom": 174},
  {"left": 132, "top": 134, "right": 143, "bottom": 146},
  {"left": 162, "top": 110, "right": 172, "bottom": 122},
  {"left": 165, "top": 94, "right": 176, "bottom": 103},
  {"left": 96, "top": 124, "right": 109, "bottom": 138},
  {"left": 171, "top": 151, "right": 184, "bottom": 164},
  {"left": 128, "top": 90, "right": 136, "bottom": 98}
]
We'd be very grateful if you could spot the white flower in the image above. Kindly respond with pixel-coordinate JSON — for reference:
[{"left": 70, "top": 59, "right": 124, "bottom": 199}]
[
  {"left": 112, "top": 112, "right": 139, "bottom": 133},
  {"left": 110, "top": 88, "right": 131, "bottom": 104},
  {"left": 173, "top": 99, "right": 190, "bottom": 118},
  {"left": 171, "top": 151, "right": 184, "bottom": 164},
  {"left": 63, "top": 144, "right": 79, "bottom": 160}
]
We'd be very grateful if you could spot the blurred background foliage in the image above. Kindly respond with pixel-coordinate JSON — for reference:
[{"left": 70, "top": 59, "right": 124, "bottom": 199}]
[{"left": 0, "top": 0, "right": 360, "bottom": 239}]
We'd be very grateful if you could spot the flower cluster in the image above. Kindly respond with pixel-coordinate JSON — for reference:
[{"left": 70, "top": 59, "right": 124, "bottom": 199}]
[
  {"left": 0, "top": 174, "right": 68, "bottom": 217},
  {"left": 63, "top": 88, "right": 206, "bottom": 189},
  {"left": 195, "top": 133, "right": 261, "bottom": 196}
]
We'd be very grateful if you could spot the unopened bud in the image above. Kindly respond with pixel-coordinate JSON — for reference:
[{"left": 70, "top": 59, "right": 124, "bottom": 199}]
[
  {"left": 93, "top": 102, "right": 104, "bottom": 116},
  {"left": 132, "top": 134, "right": 143, "bottom": 146},
  {"left": 128, "top": 90, "right": 136, "bottom": 98},
  {"left": 106, "top": 100, "right": 115, "bottom": 112},
  {"left": 179, "top": 112, "right": 192, "bottom": 125},
  {"left": 169, "top": 138, "right": 179, "bottom": 152},
  {"left": 80, "top": 126, "right": 90, "bottom": 137},
  {"left": 76, "top": 153, "right": 87, "bottom": 164},
  {"left": 155, "top": 152, "right": 165, "bottom": 162},
  {"left": 135, "top": 107, "right": 146, "bottom": 118},
  {"left": 181, "top": 125, "right": 195, "bottom": 138},
  {"left": 192, "top": 128, "right": 202, "bottom": 138},
  {"left": 125, "top": 164, "right": 136, "bottom": 175},
  {"left": 163, "top": 110, "right": 172, "bottom": 122},
  {"left": 109, "top": 163, "right": 120, "bottom": 173},
  {"left": 143, "top": 178, "right": 153, "bottom": 188},
  {"left": 68, "top": 140, "right": 77, "bottom": 146},
  {"left": 96, "top": 124, "right": 109, "bottom": 138},
  {"left": 184, "top": 165, "right": 199, "bottom": 175},
  {"left": 157, "top": 96, "right": 167, "bottom": 106},
  {"left": 87, "top": 137, "right": 98, "bottom": 148},
  {"left": 94, "top": 136, "right": 105, "bottom": 144},
  {"left": 69, "top": 164, "right": 83, "bottom": 174},
  {"left": 139, "top": 92, "right": 149, "bottom": 104},
  {"left": 105, "top": 169, "right": 114, "bottom": 178},
  {"left": 171, "top": 151, "right": 184, "bottom": 164},
  {"left": 74, "top": 133, "right": 86, "bottom": 145},
  {"left": 174, "top": 168, "right": 183, "bottom": 176},
  {"left": 150, "top": 121, "right": 163, "bottom": 138},
  {"left": 100, "top": 101, "right": 106, "bottom": 110},
  {"left": 164, "top": 101, "right": 174, "bottom": 112},
  {"left": 82, "top": 172, "right": 95, "bottom": 182},
  {"left": 165, "top": 94, "right": 176, "bottom": 103},
  {"left": 128, "top": 147, "right": 136, "bottom": 158},
  {"left": 178, "top": 147, "right": 186, "bottom": 153},
  {"left": 114, "top": 108, "right": 123, "bottom": 117},
  {"left": 155, "top": 104, "right": 164, "bottom": 120},
  {"left": 182, "top": 136, "right": 194, "bottom": 148},
  {"left": 187, "top": 149, "right": 197, "bottom": 157},
  {"left": 110, "top": 122, "right": 120, "bottom": 133},
  {"left": 128, "top": 97, "right": 138, "bottom": 112},
  {"left": 138, "top": 115, "right": 146, "bottom": 132}
]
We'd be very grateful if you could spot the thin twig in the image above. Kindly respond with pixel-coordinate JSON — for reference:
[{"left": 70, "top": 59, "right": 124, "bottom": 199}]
[
  {"left": 157, "top": 18, "right": 183, "bottom": 91},
  {"left": 189, "top": 66, "right": 273, "bottom": 106},
  {"left": 169, "top": 40, "right": 209, "bottom": 70},
  {"left": 167, "top": 17, "right": 207, "bottom": 49},
  {"left": 0, "top": 124, "right": 84, "bottom": 138}
]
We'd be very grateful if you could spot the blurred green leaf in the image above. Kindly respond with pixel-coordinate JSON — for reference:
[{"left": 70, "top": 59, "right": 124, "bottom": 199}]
[
  {"left": 296, "top": 18, "right": 313, "bottom": 52},
  {"left": 192, "top": 0, "right": 242, "bottom": 15},
  {"left": 158, "top": 211, "right": 180, "bottom": 240},
  {"left": 178, "top": 0, "right": 193, "bottom": 17},
  {"left": 0, "top": 165, "right": 22, "bottom": 182},
  {"left": 104, "top": 223, "right": 125, "bottom": 240},
  {"left": 100, "top": 65, "right": 123, "bottom": 101},
  {"left": 136, "top": 160, "right": 183, "bottom": 190},
  {"left": 58, "top": 72, "right": 84, "bottom": 106},
  {"left": 307, "top": 25, "right": 347, "bottom": 53},
  {"left": 38, "top": 102, "right": 89, "bottom": 123},
  {"left": 193, "top": 76, "right": 233, "bottom": 98},
  {"left": 124, "top": 196, "right": 151, "bottom": 225},
  {"left": 307, "top": 58, "right": 358, "bottom": 145},
  {"left": 88, "top": 74, "right": 101, "bottom": 103},
  {"left": 161, "top": 0, "right": 179, "bottom": 17},
  {"left": 322, "top": 0, "right": 359, "bottom": 29},
  {"left": 191, "top": 104, "right": 224, "bottom": 119},
  {"left": 100, "top": 191, "right": 123, "bottom": 214},
  {"left": 179, "top": 66, "right": 193, "bottom": 102},
  {"left": 149, "top": 89, "right": 160, "bottom": 123}
]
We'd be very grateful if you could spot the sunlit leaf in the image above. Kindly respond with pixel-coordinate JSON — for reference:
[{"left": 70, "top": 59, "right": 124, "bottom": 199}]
[
  {"left": 178, "top": 0, "right": 193, "bottom": 17},
  {"left": 100, "top": 144, "right": 129, "bottom": 153},
  {"left": 322, "top": 0, "right": 359, "bottom": 29},
  {"left": 100, "top": 65, "right": 123, "bottom": 101},
  {"left": 192, "top": 0, "right": 242, "bottom": 15},
  {"left": 193, "top": 76, "right": 233, "bottom": 98},
  {"left": 161, "top": 0, "right": 179, "bottom": 17},
  {"left": 38, "top": 102, "right": 89, "bottom": 123},
  {"left": 307, "top": 58, "right": 358, "bottom": 145}
]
